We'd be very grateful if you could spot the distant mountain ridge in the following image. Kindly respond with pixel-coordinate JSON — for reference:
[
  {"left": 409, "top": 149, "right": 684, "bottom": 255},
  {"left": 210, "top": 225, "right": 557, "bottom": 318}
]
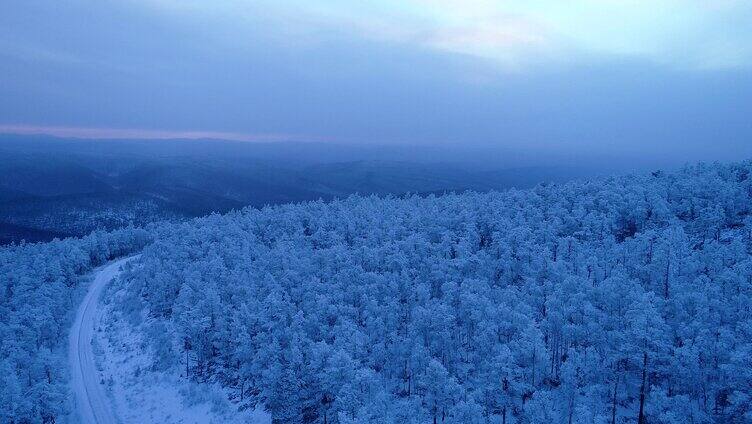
[{"left": 0, "top": 135, "right": 606, "bottom": 244}]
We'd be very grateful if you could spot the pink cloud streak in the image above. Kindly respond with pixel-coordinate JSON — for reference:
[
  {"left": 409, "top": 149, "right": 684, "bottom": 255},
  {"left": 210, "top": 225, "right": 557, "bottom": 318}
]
[{"left": 0, "top": 124, "right": 330, "bottom": 143}]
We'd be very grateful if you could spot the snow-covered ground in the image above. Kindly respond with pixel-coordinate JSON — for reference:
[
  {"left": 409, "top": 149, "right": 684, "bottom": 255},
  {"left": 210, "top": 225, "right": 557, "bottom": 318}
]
[{"left": 69, "top": 257, "right": 270, "bottom": 424}]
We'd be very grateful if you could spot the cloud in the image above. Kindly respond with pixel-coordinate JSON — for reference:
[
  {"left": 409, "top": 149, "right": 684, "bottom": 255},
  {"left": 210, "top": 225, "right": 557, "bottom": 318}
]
[
  {"left": 1, "top": 0, "right": 750, "bottom": 157},
  {"left": 127, "top": 0, "right": 752, "bottom": 71}
]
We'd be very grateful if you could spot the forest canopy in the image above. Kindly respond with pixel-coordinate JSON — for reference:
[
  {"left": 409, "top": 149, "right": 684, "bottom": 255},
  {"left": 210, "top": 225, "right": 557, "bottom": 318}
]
[{"left": 113, "top": 161, "right": 752, "bottom": 423}]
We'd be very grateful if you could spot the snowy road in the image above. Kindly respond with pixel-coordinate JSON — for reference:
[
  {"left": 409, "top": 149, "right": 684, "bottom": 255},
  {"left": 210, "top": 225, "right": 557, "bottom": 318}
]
[{"left": 69, "top": 257, "right": 136, "bottom": 424}]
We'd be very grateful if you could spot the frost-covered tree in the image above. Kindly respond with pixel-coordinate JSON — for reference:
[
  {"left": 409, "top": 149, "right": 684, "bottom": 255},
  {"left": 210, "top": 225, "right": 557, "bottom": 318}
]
[
  {"left": 78, "top": 160, "right": 752, "bottom": 422},
  {"left": 0, "top": 227, "right": 150, "bottom": 423}
]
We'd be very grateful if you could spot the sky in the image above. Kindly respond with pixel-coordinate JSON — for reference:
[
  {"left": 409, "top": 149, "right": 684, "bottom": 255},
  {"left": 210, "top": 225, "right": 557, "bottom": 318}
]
[{"left": 1, "top": 0, "right": 751, "bottom": 165}]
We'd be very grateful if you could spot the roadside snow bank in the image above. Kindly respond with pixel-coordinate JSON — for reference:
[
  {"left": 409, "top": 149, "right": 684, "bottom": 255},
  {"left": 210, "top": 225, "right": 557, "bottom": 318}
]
[{"left": 94, "top": 284, "right": 270, "bottom": 424}]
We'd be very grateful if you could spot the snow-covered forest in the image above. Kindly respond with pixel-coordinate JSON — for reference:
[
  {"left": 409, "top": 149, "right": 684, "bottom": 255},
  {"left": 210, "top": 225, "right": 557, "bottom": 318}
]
[
  {"left": 109, "top": 161, "right": 752, "bottom": 423},
  {"left": 5, "top": 0, "right": 752, "bottom": 421},
  {"left": 0, "top": 229, "right": 151, "bottom": 422},
  {"left": 2, "top": 161, "right": 752, "bottom": 423}
]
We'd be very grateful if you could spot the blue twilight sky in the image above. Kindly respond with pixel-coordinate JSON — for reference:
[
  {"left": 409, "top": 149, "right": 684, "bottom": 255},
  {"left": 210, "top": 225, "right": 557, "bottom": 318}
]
[{"left": 1, "top": 1, "right": 751, "bottom": 164}]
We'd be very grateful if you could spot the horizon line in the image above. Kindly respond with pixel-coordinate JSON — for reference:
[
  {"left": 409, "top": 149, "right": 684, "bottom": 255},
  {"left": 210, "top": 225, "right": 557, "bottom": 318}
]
[{"left": 0, "top": 124, "right": 335, "bottom": 143}]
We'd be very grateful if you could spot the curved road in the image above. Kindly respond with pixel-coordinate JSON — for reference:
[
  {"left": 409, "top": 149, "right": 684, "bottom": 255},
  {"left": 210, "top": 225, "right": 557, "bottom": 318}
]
[{"left": 69, "top": 257, "right": 136, "bottom": 424}]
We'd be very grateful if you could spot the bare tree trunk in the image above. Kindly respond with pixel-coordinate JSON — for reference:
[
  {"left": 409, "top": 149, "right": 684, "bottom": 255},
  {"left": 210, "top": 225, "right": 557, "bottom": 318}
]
[
  {"left": 638, "top": 352, "right": 648, "bottom": 424},
  {"left": 184, "top": 338, "right": 191, "bottom": 379},
  {"left": 532, "top": 348, "right": 536, "bottom": 387},
  {"left": 664, "top": 256, "right": 671, "bottom": 299},
  {"left": 611, "top": 374, "right": 619, "bottom": 424}
]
